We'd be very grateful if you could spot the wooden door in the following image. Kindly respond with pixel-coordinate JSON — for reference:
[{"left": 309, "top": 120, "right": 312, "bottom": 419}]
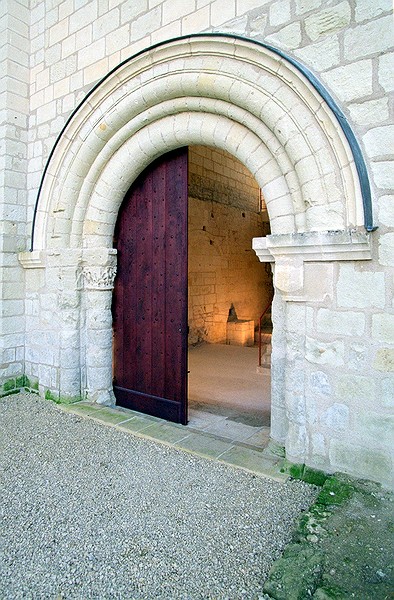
[{"left": 112, "top": 148, "right": 188, "bottom": 424}]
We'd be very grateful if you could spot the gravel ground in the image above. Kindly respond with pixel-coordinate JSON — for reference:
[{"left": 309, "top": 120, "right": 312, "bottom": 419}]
[{"left": 0, "top": 393, "right": 318, "bottom": 599}]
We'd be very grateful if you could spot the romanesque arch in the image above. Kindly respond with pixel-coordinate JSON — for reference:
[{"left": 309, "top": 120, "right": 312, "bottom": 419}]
[
  {"left": 22, "top": 35, "right": 372, "bottom": 459},
  {"left": 31, "top": 35, "right": 371, "bottom": 251}
]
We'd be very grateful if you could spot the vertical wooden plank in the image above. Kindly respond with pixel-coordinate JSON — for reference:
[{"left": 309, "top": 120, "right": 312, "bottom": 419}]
[
  {"left": 164, "top": 149, "right": 188, "bottom": 422},
  {"left": 124, "top": 180, "right": 139, "bottom": 392},
  {"left": 136, "top": 169, "right": 153, "bottom": 393},
  {"left": 150, "top": 159, "right": 166, "bottom": 399}
]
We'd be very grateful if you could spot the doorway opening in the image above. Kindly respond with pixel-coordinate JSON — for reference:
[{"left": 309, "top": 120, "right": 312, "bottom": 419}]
[
  {"left": 187, "top": 146, "right": 273, "bottom": 449},
  {"left": 112, "top": 146, "right": 273, "bottom": 448}
]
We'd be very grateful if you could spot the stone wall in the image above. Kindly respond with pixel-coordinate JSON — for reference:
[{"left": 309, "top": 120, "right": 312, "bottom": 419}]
[
  {"left": 0, "top": 0, "right": 30, "bottom": 389},
  {"left": 0, "top": 0, "right": 392, "bottom": 487},
  {"left": 188, "top": 146, "right": 271, "bottom": 346},
  {"left": 188, "top": 145, "right": 261, "bottom": 213}
]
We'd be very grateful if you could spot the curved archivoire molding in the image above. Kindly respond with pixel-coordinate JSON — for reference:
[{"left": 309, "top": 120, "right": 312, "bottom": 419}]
[{"left": 30, "top": 34, "right": 374, "bottom": 251}]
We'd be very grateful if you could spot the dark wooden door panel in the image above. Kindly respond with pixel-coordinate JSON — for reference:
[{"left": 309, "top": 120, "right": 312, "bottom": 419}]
[{"left": 112, "top": 148, "right": 188, "bottom": 424}]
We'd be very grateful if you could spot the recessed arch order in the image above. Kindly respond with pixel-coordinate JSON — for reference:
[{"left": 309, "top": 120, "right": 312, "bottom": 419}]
[{"left": 31, "top": 33, "right": 374, "bottom": 253}]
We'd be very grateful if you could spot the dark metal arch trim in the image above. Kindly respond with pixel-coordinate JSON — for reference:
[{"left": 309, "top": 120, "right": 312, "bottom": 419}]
[{"left": 30, "top": 33, "right": 375, "bottom": 250}]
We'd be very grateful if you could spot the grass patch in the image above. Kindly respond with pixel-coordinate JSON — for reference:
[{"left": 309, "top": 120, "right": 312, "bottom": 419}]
[
  {"left": 263, "top": 473, "right": 394, "bottom": 599},
  {"left": 281, "top": 460, "right": 329, "bottom": 487},
  {"left": 45, "top": 389, "right": 82, "bottom": 405}
]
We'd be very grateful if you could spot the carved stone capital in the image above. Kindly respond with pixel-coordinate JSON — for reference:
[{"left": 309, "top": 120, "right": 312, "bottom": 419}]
[{"left": 82, "top": 265, "right": 117, "bottom": 290}]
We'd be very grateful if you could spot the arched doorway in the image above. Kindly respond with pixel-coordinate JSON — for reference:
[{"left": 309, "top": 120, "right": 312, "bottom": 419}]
[
  {"left": 24, "top": 34, "right": 372, "bottom": 466},
  {"left": 112, "top": 145, "right": 273, "bottom": 442}
]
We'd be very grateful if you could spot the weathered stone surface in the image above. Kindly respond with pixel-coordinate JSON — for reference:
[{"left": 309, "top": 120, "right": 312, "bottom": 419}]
[
  {"left": 379, "top": 53, "right": 394, "bottom": 92},
  {"left": 305, "top": 1, "right": 351, "bottom": 41},
  {"left": 381, "top": 377, "right": 394, "bottom": 408},
  {"left": 240, "top": 0, "right": 272, "bottom": 12},
  {"left": 274, "top": 259, "right": 304, "bottom": 295},
  {"left": 294, "top": 36, "right": 340, "bottom": 71},
  {"left": 371, "top": 161, "right": 393, "bottom": 190},
  {"left": 355, "top": 411, "right": 394, "bottom": 447},
  {"left": 337, "top": 265, "right": 385, "bottom": 309},
  {"left": 378, "top": 233, "right": 394, "bottom": 267},
  {"left": 265, "top": 22, "right": 302, "bottom": 50},
  {"left": 378, "top": 195, "right": 394, "bottom": 227},
  {"left": 344, "top": 15, "right": 393, "bottom": 61},
  {"left": 306, "top": 338, "right": 345, "bottom": 367},
  {"left": 309, "top": 371, "right": 332, "bottom": 397},
  {"left": 329, "top": 439, "right": 392, "bottom": 487},
  {"left": 304, "top": 263, "right": 334, "bottom": 302},
  {"left": 355, "top": 0, "right": 392, "bottom": 22},
  {"left": 322, "top": 60, "right": 373, "bottom": 103},
  {"left": 286, "top": 422, "right": 308, "bottom": 459},
  {"left": 269, "top": 0, "right": 290, "bottom": 27},
  {"left": 321, "top": 403, "right": 350, "bottom": 431},
  {"left": 347, "top": 342, "right": 368, "bottom": 371},
  {"left": 211, "top": 0, "right": 236, "bottom": 27},
  {"left": 335, "top": 374, "right": 375, "bottom": 405},
  {"left": 311, "top": 432, "right": 326, "bottom": 456},
  {"left": 374, "top": 349, "right": 394, "bottom": 372},
  {"left": 295, "top": 0, "right": 322, "bottom": 15},
  {"left": 317, "top": 308, "right": 365, "bottom": 336},
  {"left": 372, "top": 313, "right": 394, "bottom": 344},
  {"left": 286, "top": 303, "right": 306, "bottom": 333},
  {"left": 363, "top": 125, "right": 394, "bottom": 158},
  {"left": 348, "top": 98, "right": 390, "bottom": 127}
]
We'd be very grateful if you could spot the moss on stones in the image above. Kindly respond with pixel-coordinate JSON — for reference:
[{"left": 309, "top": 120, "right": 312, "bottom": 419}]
[
  {"left": 281, "top": 460, "right": 329, "bottom": 487},
  {"left": 316, "top": 475, "right": 355, "bottom": 507},
  {"left": 16, "top": 375, "right": 30, "bottom": 389},
  {"left": 313, "top": 585, "right": 347, "bottom": 599},
  {"left": 45, "top": 389, "right": 58, "bottom": 402},
  {"left": 263, "top": 544, "right": 324, "bottom": 600},
  {"left": 44, "top": 389, "right": 82, "bottom": 405},
  {"left": 2, "top": 375, "right": 36, "bottom": 397},
  {"left": 3, "top": 379, "right": 16, "bottom": 393},
  {"left": 263, "top": 473, "right": 394, "bottom": 599}
]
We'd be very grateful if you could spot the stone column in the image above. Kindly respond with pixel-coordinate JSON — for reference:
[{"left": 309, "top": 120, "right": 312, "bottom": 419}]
[
  {"left": 269, "top": 288, "right": 287, "bottom": 452},
  {"left": 57, "top": 254, "right": 83, "bottom": 402},
  {"left": 253, "top": 230, "right": 372, "bottom": 463},
  {"left": 82, "top": 249, "right": 117, "bottom": 406}
]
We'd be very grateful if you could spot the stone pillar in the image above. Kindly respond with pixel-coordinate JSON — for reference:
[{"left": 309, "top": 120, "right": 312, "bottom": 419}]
[
  {"left": 253, "top": 230, "right": 372, "bottom": 463},
  {"left": 82, "top": 249, "right": 117, "bottom": 406},
  {"left": 269, "top": 289, "right": 287, "bottom": 449},
  {"left": 58, "top": 253, "right": 83, "bottom": 402}
]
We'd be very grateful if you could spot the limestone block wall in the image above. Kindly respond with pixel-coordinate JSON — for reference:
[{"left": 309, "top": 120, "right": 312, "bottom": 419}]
[
  {"left": 0, "top": 0, "right": 392, "bottom": 487},
  {"left": 188, "top": 200, "right": 270, "bottom": 345},
  {"left": 303, "top": 262, "right": 393, "bottom": 483},
  {"left": 188, "top": 145, "right": 261, "bottom": 213},
  {"left": 0, "top": 0, "right": 29, "bottom": 390},
  {"left": 188, "top": 146, "right": 271, "bottom": 345}
]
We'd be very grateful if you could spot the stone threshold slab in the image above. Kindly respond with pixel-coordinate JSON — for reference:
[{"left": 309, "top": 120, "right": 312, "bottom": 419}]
[{"left": 61, "top": 402, "right": 287, "bottom": 482}]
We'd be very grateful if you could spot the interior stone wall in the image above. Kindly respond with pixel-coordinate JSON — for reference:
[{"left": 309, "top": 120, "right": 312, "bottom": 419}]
[{"left": 188, "top": 146, "right": 271, "bottom": 345}]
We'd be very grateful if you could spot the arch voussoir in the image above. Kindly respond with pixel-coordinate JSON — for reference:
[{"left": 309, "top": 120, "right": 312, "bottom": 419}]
[{"left": 31, "top": 35, "right": 365, "bottom": 252}]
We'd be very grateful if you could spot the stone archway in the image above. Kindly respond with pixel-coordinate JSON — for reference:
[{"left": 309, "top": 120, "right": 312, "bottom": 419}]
[{"left": 20, "top": 35, "right": 372, "bottom": 460}]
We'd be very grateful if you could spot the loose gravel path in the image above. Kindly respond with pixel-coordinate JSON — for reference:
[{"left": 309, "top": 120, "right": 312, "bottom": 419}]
[{"left": 0, "top": 393, "right": 318, "bottom": 599}]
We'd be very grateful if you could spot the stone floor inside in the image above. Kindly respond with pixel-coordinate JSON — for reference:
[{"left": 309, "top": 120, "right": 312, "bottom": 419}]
[{"left": 187, "top": 342, "right": 271, "bottom": 449}]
